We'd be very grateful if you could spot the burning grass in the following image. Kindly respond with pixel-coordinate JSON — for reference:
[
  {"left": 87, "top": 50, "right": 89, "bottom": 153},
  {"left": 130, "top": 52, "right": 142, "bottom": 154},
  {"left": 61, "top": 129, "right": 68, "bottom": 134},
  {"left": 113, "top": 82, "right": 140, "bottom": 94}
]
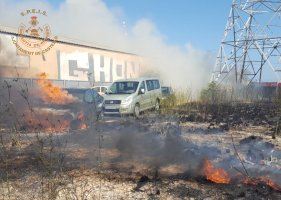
[
  {"left": 1, "top": 77, "right": 281, "bottom": 199},
  {"left": 76, "top": 112, "right": 88, "bottom": 130},
  {"left": 1, "top": 112, "right": 281, "bottom": 199},
  {"left": 244, "top": 176, "right": 281, "bottom": 192},
  {"left": 202, "top": 159, "right": 281, "bottom": 191},
  {"left": 37, "top": 73, "right": 78, "bottom": 105},
  {"left": 203, "top": 159, "right": 230, "bottom": 184},
  {"left": 14, "top": 74, "right": 89, "bottom": 133},
  {"left": 21, "top": 108, "right": 72, "bottom": 132},
  {"left": 20, "top": 108, "right": 89, "bottom": 133}
]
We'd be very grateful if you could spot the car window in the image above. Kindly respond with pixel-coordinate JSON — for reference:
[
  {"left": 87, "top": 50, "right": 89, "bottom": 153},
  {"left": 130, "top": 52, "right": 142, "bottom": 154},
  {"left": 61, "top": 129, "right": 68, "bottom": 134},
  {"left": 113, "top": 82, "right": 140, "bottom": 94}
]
[
  {"left": 146, "top": 80, "right": 154, "bottom": 91},
  {"left": 146, "top": 80, "right": 160, "bottom": 91},
  {"left": 153, "top": 80, "right": 160, "bottom": 89},
  {"left": 66, "top": 89, "right": 87, "bottom": 100},
  {"left": 84, "top": 89, "right": 99, "bottom": 103},
  {"left": 108, "top": 81, "right": 139, "bottom": 94}
]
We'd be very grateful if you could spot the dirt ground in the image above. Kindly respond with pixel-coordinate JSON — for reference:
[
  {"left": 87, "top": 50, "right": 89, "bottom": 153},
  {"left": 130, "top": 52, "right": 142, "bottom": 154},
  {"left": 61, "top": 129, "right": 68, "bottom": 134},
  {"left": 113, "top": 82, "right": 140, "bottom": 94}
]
[
  {"left": 4, "top": 170, "right": 279, "bottom": 200},
  {"left": 1, "top": 114, "right": 281, "bottom": 199}
]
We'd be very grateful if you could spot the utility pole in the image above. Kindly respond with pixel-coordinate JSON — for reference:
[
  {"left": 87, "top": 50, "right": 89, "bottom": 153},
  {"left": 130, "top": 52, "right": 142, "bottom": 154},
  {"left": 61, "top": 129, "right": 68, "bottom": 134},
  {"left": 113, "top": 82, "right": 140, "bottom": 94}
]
[{"left": 212, "top": 0, "right": 281, "bottom": 85}]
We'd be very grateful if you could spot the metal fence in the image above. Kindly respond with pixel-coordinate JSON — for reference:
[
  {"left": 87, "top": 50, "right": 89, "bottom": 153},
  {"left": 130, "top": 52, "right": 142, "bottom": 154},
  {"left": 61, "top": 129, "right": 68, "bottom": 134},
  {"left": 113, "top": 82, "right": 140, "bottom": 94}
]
[{"left": 0, "top": 77, "right": 111, "bottom": 89}]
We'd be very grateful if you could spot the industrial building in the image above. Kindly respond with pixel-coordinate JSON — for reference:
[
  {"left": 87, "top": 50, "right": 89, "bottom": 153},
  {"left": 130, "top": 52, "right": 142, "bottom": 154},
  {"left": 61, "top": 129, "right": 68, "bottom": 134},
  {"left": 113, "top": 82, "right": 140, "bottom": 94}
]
[{"left": 0, "top": 32, "right": 142, "bottom": 88}]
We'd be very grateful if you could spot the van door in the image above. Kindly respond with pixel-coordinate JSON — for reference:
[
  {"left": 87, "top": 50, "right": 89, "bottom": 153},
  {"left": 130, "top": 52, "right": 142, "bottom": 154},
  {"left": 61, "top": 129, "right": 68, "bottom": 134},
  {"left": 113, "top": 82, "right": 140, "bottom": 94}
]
[
  {"left": 152, "top": 80, "right": 161, "bottom": 103},
  {"left": 138, "top": 81, "right": 150, "bottom": 110},
  {"left": 145, "top": 80, "right": 154, "bottom": 108},
  {"left": 147, "top": 79, "right": 161, "bottom": 108}
]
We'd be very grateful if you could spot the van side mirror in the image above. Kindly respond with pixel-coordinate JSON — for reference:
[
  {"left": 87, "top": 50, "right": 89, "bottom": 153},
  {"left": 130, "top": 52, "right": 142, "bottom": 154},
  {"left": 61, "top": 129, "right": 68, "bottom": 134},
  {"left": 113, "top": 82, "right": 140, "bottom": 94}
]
[{"left": 139, "top": 88, "right": 145, "bottom": 95}]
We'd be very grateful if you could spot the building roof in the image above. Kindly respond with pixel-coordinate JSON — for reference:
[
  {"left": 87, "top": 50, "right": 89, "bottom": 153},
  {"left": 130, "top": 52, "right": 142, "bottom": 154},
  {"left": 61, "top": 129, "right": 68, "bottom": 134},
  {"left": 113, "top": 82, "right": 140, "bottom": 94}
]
[{"left": 0, "top": 28, "right": 137, "bottom": 56}]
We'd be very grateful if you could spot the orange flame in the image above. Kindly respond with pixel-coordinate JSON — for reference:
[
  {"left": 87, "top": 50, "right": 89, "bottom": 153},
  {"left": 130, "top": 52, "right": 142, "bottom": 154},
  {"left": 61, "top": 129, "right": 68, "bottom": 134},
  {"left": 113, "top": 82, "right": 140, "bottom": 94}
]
[
  {"left": 22, "top": 111, "right": 70, "bottom": 132},
  {"left": 203, "top": 159, "right": 230, "bottom": 184},
  {"left": 79, "top": 123, "right": 87, "bottom": 130},
  {"left": 22, "top": 109, "right": 89, "bottom": 132},
  {"left": 77, "top": 112, "right": 85, "bottom": 121},
  {"left": 202, "top": 160, "right": 281, "bottom": 190},
  {"left": 77, "top": 112, "right": 88, "bottom": 130},
  {"left": 37, "top": 73, "right": 78, "bottom": 105},
  {"left": 244, "top": 176, "right": 281, "bottom": 191}
]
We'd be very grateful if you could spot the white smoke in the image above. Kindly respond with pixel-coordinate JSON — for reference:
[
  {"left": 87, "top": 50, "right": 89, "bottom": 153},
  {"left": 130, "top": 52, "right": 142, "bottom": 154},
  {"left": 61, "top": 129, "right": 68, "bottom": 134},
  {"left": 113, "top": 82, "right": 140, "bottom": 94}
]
[
  {"left": 0, "top": 0, "right": 215, "bottom": 95},
  {"left": 0, "top": 35, "right": 29, "bottom": 68}
]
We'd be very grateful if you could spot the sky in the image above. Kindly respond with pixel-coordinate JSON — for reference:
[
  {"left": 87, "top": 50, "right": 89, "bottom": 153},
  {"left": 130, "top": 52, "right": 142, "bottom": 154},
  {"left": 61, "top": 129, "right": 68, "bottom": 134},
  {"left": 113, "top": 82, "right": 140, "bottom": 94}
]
[
  {"left": 45, "top": 0, "right": 232, "bottom": 53},
  {"left": 3, "top": 0, "right": 278, "bottom": 87},
  {"left": 1, "top": 0, "right": 223, "bottom": 93}
]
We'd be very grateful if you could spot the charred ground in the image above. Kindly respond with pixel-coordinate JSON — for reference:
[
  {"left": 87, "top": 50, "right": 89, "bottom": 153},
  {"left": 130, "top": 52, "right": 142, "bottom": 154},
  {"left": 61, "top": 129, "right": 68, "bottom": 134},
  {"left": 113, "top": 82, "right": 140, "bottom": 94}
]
[{"left": 0, "top": 79, "right": 281, "bottom": 199}]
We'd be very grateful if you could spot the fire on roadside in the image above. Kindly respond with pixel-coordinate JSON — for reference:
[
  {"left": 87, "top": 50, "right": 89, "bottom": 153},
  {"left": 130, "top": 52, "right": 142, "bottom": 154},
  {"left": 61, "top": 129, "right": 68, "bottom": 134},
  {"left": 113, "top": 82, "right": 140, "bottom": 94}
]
[
  {"left": 19, "top": 73, "right": 89, "bottom": 132},
  {"left": 244, "top": 176, "right": 281, "bottom": 191},
  {"left": 77, "top": 112, "right": 88, "bottom": 130},
  {"left": 203, "top": 159, "right": 230, "bottom": 184},
  {"left": 37, "top": 73, "right": 78, "bottom": 105},
  {"left": 22, "top": 109, "right": 89, "bottom": 133},
  {"left": 203, "top": 159, "right": 281, "bottom": 191},
  {"left": 22, "top": 109, "right": 71, "bottom": 132}
]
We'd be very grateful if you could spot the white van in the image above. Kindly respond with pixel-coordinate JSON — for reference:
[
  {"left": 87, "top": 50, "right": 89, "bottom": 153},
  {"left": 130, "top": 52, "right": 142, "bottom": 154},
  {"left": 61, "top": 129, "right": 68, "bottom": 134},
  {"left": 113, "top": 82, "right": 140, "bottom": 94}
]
[{"left": 104, "top": 77, "right": 162, "bottom": 117}]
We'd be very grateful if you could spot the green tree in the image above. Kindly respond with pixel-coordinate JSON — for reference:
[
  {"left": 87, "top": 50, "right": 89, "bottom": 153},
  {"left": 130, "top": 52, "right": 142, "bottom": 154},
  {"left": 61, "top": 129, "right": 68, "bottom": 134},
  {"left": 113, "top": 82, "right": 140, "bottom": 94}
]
[{"left": 200, "top": 82, "right": 220, "bottom": 103}]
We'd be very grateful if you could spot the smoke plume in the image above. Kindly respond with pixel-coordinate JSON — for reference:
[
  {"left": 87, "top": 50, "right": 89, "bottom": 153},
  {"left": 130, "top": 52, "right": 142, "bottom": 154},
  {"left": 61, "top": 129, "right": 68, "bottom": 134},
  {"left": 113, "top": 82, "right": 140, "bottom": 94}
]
[
  {"left": 0, "top": 35, "right": 29, "bottom": 74},
  {"left": 0, "top": 0, "right": 215, "bottom": 95}
]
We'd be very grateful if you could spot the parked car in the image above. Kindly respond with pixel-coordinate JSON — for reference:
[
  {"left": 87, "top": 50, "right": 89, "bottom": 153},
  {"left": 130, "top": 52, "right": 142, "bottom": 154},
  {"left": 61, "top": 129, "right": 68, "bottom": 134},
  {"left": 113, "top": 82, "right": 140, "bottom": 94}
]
[
  {"left": 161, "top": 86, "right": 174, "bottom": 99},
  {"left": 64, "top": 88, "right": 105, "bottom": 129},
  {"left": 104, "top": 77, "right": 162, "bottom": 118},
  {"left": 160, "top": 86, "right": 176, "bottom": 109},
  {"left": 65, "top": 88, "right": 89, "bottom": 101},
  {"left": 65, "top": 88, "right": 104, "bottom": 110},
  {"left": 92, "top": 86, "right": 108, "bottom": 95},
  {"left": 84, "top": 89, "right": 105, "bottom": 120},
  {"left": 31, "top": 88, "right": 88, "bottom": 131}
]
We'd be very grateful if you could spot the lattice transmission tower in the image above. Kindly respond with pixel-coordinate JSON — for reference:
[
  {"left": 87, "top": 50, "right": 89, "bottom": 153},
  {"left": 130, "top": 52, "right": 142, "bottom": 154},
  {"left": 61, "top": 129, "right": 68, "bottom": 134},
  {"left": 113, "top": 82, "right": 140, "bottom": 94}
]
[{"left": 212, "top": 0, "right": 281, "bottom": 85}]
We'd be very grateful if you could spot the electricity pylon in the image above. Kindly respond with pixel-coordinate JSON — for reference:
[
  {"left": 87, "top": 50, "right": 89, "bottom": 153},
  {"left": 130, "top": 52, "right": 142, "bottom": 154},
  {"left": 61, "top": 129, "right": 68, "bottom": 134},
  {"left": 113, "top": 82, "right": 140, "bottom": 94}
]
[{"left": 212, "top": 0, "right": 281, "bottom": 85}]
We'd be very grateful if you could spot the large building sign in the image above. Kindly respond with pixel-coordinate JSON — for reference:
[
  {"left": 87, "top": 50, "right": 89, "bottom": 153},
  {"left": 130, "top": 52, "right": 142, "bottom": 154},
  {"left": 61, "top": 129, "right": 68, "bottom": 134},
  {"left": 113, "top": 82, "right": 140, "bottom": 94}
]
[
  {"left": 59, "top": 51, "right": 89, "bottom": 81},
  {"left": 0, "top": 33, "right": 142, "bottom": 84},
  {"left": 57, "top": 50, "right": 141, "bottom": 83}
]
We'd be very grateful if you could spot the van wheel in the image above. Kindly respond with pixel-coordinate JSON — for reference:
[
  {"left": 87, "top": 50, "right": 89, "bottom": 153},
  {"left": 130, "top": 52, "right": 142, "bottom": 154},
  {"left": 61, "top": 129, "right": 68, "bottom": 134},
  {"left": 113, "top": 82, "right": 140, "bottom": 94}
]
[
  {"left": 155, "top": 99, "right": 160, "bottom": 111},
  {"left": 134, "top": 104, "right": 140, "bottom": 119}
]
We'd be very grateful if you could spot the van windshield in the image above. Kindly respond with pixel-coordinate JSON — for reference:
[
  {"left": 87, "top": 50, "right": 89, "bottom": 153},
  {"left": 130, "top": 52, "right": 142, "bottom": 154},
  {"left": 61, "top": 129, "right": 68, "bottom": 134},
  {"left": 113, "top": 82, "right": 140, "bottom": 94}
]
[{"left": 108, "top": 81, "right": 139, "bottom": 94}]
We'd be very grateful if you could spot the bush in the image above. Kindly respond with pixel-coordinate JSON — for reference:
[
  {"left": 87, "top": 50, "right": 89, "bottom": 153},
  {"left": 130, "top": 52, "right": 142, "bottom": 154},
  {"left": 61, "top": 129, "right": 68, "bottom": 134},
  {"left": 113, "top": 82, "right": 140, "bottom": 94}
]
[{"left": 200, "top": 82, "right": 221, "bottom": 103}]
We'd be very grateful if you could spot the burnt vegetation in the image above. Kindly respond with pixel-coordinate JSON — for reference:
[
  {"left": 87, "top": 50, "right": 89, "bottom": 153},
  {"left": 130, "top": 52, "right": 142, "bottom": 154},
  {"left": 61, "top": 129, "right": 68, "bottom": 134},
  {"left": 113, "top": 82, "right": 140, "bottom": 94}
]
[{"left": 0, "top": 78, "right": 281, "bottom": 199}]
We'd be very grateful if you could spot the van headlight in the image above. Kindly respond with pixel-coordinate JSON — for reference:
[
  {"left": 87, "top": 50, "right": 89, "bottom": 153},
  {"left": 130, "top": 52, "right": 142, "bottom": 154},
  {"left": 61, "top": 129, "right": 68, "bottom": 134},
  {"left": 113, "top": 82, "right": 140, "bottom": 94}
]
[{"left": 121, "top": 97, "right": 133, "bottom": 106}]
